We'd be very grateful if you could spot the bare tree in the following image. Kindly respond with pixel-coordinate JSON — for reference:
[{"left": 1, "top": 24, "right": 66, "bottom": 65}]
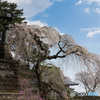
[
  {"left": 7, "top": 23, "right": 100, "bottom": 99},
  {"left": 75, "top": 70, "right": 100, "bottom": 94}
]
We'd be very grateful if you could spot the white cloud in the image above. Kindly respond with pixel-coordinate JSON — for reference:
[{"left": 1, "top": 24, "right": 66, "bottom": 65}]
[
  {"left": 76, "top": 0, "right": 100, "bottom": 14},
  {"left": 76, "top": 0, "right": 82, "bottom": 5},
  {"left": 53, "top": 0, "right": 62, "bottom": 1},
  {"left": 87, "top": 30, "right": 100, "bottom": 37},
  {"left": 54, "top": 27, "right": 65, "bottom": 35},
  {"left": 26, "top": 20, "right": 48, "bottom": 27},
  {"left": 3, "top": 0, "right": 32, "bottom": 4},
  {"left": 80, "top": 27, "right": 100, "bottom": 37},
  {"left": 82, "top": 7, "right": 100, "bottom": 14},
  {"left": 84, "top": 7, "right": 90, "bottom": 13},
  {"left": 80, "top": 27, "right": 100, "bottom": 31},
  {"left": 76, "top": 0, "right": 100, "bottom": 5},
  {"left": 5, "top": 0, "right": 62, "bottom": 19},
  {"left": 95, "top": 8, "right": 100, "bottom": 14}
]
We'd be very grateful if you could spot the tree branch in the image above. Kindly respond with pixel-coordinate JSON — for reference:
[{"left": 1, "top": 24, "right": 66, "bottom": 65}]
[{"left": 42, "top": 82, "right": 66, "bottom": 99}]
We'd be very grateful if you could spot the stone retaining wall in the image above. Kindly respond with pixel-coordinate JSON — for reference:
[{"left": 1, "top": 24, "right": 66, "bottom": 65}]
[{"left": 0, "top": 59, "right": 19, "bottom": 92}]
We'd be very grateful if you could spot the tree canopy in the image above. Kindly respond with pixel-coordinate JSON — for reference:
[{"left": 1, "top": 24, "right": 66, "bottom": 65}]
[
  {"left": 0, "top": 1, "right": 25, "bottom": 31},
  {"left": 75, "top": 70, "right": 100, "bottom": 94},
  {"left": 1, "top": 0, "right": 100, "bottom": 99},
  {"left": 7, "top": 23, "right": 100, "bottom": 99}
]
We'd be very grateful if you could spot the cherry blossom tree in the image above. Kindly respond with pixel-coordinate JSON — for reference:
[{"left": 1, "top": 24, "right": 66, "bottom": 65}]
[
  {"left": 75, "top": 70, "right": 100, "bottom": 94},
  {"left": 7, "top": 23, "right": 100, "bottom": 99}
]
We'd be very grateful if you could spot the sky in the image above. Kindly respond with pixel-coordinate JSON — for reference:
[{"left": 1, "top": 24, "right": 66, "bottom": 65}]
[
  {"left": 4, "top": 0, "right": 100, "bottom": 92},
  {"left": 4, "top": 0, "right": 100, "bottom": 55}
]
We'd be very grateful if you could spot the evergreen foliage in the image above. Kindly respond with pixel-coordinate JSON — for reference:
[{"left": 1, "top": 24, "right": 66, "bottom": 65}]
[{"left": 0, "top": 1, "right": 25, "bottom": 31}]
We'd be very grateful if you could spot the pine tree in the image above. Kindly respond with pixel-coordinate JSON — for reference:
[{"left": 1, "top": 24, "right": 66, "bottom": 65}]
[
  {"left": 0, "top": 0, "right": 25, "bottom": 31},
  {"left": 0, "top": 0, "right": 25, "bottom": 59}
]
